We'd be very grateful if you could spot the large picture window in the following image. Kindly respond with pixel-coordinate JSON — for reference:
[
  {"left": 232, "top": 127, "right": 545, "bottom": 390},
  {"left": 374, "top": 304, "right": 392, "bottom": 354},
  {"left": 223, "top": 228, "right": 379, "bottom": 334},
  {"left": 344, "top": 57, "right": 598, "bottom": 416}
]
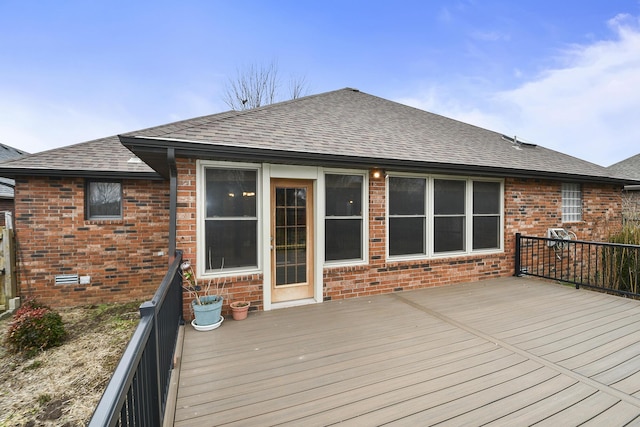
[
  {"left": 325, "top": 174, "right": 364, "bottom": 262},
  {"left": 387, "top": 175, "right": 503, "bottom": 259},
  {"left": 389, "top": 177, "right": 426, "bottom": 256},
  {"left": 86, "top": 180, "right": 122, "bottom": 220},
  {"left": 204, "top": 167, "right": 258, "bottom": 272}
]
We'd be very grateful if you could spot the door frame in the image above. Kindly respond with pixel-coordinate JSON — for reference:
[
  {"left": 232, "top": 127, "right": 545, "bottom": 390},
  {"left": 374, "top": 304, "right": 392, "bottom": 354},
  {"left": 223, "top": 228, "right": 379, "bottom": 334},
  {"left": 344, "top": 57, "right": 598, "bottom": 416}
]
[
  {"left": 270, "top": 178, "right": 314, "bottom": 302},
  {"left": 262, "top": 164, "right": 323, "bottom": 310}
]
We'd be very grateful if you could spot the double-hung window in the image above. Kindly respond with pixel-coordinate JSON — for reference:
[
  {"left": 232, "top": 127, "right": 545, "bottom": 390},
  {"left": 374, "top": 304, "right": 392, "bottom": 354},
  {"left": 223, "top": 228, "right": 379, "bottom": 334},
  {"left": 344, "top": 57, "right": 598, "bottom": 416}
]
[
  {"left": 325, "top": 174, "right": 365, "bottom": 262},
  {"left": 86, "top": 180, "right": 122, "bottom": 220},
  {"left": 388, "top": 177, "right": 426, "bottom": 256},
  {"left": 472, "top": 181, "right": 501, "bottom": 250},
  {"left": 562, "top": 183, "right": 582, "bottom": 223},
  {"left": 203, "top": 167, "right": 258, "bottom": 272},
  {"left": 434, "top": 179, "right": 466, "bottom": 253}
]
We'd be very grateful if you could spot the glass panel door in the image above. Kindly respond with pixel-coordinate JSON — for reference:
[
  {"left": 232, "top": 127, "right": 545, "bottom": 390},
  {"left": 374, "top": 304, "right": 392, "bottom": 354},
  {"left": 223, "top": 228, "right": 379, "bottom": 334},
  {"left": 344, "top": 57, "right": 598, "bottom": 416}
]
[{"left": 271, "top": 179, "right": 314, "bottom": 302}]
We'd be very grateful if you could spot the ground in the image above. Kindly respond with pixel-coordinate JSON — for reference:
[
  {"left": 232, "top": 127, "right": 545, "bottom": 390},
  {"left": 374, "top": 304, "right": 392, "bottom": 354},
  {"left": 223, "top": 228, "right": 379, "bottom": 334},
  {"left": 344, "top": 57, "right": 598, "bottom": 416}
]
[{"left": 0, "top": 301, "right": 140, "bottom": 427}]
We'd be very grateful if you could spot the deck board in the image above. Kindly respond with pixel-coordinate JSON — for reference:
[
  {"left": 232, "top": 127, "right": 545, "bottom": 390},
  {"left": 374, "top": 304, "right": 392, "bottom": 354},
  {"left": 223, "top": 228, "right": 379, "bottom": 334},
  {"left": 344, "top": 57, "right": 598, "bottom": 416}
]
[{"left": 172, "top": 277, "right": 640, "bottom": 426}]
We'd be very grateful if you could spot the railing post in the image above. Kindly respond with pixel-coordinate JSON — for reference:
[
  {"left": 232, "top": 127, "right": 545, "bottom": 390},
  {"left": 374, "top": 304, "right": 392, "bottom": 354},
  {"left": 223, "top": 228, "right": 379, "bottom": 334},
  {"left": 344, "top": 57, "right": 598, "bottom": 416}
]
[
  {"left": 514, "top": 233, "right": 521, "bottom": 277},
  {"left": 140, "top": 301, "right": 162, "bottom": 426}
]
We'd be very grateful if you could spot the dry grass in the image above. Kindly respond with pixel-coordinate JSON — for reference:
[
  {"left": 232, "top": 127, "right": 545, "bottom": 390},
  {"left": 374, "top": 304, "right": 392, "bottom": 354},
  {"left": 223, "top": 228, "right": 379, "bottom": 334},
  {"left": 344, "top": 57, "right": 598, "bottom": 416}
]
[{"left": 0, "top": 301, "right": 140, "bottom": 427}]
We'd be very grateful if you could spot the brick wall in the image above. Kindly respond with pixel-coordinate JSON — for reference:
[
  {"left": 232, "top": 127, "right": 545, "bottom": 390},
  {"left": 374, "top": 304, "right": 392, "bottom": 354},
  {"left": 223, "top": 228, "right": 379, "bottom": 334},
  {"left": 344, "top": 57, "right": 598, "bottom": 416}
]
[
  {"left": 175, "top": 161, "right": 623, "bottom": 316},
  {"left": 15, "top": 176, "right": 170, "bottom": 308}
]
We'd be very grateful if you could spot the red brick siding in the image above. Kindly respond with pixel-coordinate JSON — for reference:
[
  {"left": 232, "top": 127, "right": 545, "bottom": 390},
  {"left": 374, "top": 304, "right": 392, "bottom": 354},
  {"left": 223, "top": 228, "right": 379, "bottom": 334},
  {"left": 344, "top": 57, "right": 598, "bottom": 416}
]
[
  {"left": 15, "top": 176, "right": 170, "bottom": 308},
  {"left": 176, "top": 163, "right": 623, "bottom": 316}
]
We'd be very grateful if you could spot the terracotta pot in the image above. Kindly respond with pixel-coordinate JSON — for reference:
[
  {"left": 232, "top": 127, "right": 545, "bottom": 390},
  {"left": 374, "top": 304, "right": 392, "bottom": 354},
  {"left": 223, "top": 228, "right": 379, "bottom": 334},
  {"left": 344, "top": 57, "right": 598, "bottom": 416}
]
[{"left": 230, "top": 301, "right": 250, "bottom": 320}]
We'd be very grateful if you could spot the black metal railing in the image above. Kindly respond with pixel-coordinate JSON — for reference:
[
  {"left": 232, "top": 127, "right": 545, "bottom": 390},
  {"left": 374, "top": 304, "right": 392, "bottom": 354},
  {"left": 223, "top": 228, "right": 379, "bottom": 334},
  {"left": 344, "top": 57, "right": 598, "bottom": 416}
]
[
  {"left": 515, "top": 233, "right": 640, "bottom": 297},
  {"left": 88, "top": 251, "right": 183, "bottom": 427}
]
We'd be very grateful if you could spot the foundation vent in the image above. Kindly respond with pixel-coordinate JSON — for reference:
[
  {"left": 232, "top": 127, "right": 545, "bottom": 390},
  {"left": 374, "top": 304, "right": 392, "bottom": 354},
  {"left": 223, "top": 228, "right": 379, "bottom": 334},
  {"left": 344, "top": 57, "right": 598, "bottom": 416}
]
[{"left": 55, "top": 274, "right": 79, "bottom": 285}]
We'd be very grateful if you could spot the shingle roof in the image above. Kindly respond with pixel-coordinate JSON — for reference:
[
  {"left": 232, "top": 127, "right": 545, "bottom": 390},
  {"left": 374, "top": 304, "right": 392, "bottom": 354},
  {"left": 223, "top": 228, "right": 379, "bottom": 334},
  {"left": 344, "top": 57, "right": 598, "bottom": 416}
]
[
  {"left": 122, "top": 88, "right": 631, "bottom": 184},
  {"left": 0, "top": 136, "right": 158, "bottom": 178},
  {"left": 608, "top": 153, "right": 640, "bottom": 182},
  {"left": 0, "top": 88, "right": 633, "bottom": 185}
]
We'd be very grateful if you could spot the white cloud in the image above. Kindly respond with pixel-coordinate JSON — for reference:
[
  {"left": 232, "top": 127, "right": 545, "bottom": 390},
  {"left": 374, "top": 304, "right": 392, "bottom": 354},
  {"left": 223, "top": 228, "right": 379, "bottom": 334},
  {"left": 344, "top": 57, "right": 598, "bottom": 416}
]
[{"left": 400, "top": 13, "right": 640, "bottom": 167}]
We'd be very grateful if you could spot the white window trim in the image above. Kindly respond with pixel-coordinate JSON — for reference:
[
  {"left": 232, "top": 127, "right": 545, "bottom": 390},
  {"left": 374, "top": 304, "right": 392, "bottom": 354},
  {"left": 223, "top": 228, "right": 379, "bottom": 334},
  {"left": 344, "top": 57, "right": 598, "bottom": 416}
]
[
  {"left": 321, "top": 168, "right": 369, "bottom": 267},
  {"left": 386, "top": 173, "right": 504, "bottom": 261},
  {"left": 196, "top": 160, "right": 263, "bottom": 279},
  {"left": 561, "top": 182, "right": 582, "bottom": 223}
]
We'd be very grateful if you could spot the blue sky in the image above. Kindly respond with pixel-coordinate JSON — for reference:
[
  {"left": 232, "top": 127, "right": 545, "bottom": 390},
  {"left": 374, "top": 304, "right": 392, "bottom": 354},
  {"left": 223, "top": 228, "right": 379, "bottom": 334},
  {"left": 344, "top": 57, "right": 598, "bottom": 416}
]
[{"left": 1, "top": 1, "right": 639, "bottom": 166}]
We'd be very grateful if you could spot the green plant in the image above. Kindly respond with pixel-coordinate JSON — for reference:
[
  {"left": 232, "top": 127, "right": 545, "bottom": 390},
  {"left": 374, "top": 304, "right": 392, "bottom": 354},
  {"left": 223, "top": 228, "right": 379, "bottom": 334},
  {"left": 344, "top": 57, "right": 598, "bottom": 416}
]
[
  {"left": 603, "top": 225, "right": 640, "bottom": 294},
  {"left": 5, "top": 299, "right": 67, "bottom": 357}
]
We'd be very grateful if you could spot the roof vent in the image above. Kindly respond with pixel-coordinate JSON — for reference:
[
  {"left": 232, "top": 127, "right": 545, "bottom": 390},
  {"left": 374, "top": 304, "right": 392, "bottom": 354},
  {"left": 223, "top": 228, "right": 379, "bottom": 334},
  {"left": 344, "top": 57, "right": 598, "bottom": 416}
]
[
  {"left": 55, "top": 274, "right": 79, "bottom": 285},
  {"left": 501, "top": 135, "right": 537, "bottom": 149},
  {"left": 128, "top": 156, "right": 142, "bottom": 164}
]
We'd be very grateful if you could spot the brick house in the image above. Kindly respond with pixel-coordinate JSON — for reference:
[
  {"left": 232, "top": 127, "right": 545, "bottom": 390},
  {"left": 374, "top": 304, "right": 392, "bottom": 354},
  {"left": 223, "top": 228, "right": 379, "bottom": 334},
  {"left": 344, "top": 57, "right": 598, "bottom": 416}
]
[
  {"left": 608, "top": 153, "right": 640, "bottom": 225},
  {"left": 0, "top": 143, "right": 28, "bottom": 226},
  {"left": 0, "top": 88, "right": 635, "bottom": 315}
]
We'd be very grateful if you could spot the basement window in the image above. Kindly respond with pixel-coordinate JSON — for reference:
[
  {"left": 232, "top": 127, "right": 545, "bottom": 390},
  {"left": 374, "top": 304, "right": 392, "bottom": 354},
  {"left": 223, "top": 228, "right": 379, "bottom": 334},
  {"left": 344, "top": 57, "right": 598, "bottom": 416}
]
[{"left": 86, "top": 180, "right": 123, "bottom": 220}]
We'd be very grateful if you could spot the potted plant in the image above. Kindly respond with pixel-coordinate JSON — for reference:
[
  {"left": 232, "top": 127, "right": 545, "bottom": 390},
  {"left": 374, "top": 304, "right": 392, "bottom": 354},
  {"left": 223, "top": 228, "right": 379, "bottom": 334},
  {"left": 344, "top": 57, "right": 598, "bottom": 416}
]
[
  {"left": 181, "top": 261, "right": 224, "bottom": 330},
  {"left": 230, "top": 301, "right": 251, "bottom": 320}
]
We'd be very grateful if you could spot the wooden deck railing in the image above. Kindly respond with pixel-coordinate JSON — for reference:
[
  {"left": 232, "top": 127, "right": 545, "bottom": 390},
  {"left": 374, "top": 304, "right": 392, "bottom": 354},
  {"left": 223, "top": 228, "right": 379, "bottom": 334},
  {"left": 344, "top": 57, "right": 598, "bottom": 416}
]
[
  {"left": 88, "top": 251, "right": 183, "bottom": 427},
  {"left": 515, "top": 233, "right": 640, "bottom": 297}
]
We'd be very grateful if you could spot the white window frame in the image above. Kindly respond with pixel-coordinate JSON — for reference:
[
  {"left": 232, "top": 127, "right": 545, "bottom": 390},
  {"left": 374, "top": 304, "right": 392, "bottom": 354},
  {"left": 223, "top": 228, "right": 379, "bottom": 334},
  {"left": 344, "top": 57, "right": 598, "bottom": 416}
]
[
  {"left": 562, "top": 183, "right": 582, "bottom": 223},
  {"left": 386, "top": 173, "right": 504, "bottom": 261},
  {"left": 322, "top": 169, "right": 369, "bottom": 267},
  {"left": 197, "top": 160, "right": 262, "bottom": 278}
]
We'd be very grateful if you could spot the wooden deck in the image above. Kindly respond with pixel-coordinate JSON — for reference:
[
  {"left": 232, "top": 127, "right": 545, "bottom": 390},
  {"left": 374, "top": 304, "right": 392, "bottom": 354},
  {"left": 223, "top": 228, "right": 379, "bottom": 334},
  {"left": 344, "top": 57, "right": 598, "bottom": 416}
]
[{"left": 171, "top": 277, "right": 640, "bottom": 426}]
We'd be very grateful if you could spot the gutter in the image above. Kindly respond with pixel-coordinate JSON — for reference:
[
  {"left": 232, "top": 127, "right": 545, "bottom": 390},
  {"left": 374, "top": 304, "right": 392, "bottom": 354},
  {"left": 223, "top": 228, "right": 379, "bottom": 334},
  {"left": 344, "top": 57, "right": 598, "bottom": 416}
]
[
  {"left": 625, "top": 185, "right": 640, "bottom": 191},
  {"left": 120, "top": 135, "right": 632, "bottom": 186}
]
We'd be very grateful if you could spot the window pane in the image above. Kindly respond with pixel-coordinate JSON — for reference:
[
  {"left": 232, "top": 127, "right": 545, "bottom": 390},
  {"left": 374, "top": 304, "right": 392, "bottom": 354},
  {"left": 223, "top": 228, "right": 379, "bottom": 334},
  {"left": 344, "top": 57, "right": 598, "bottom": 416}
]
[
  {"left": 434, "top": 217, "right": 465, "bottom": 252},
  {"left": 205, "top": 220, "right": 257, "bottom": 270},
  {"left": 473, "top": 181, "right": 500, "bottom": 214},
  {"left": 389, "top": 217, "right": 424, "bottom": 256},
  {"left": 206, "top": 169, "right": 257, "bottom": 217},
  {"left": 434, "top": 180, "right": 465, "bottom": 215},
  {"left": 326, "top": 174, "right": 362, "bottom": 216},
  {"left": 389, "top": 177, "right": 425, "bottom": 215},
  {"left": 87, "top": 181, "right": 121, "bottom": 218},
  {"left": 473, "top": 216, "right": 499, "bottom": 250},
  {"left": 326, "top": 219, "right": 362, "bottom": 261}
]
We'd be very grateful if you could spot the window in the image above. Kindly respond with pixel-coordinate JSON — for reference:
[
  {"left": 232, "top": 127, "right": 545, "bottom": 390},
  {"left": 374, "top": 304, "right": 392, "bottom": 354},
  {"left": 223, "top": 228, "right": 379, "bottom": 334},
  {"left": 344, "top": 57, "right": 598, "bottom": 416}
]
[
  {"left": 325, "top": 174, "right": 364, "bottom": 262},
  {"left": 86, "top": 180, "right": 122, "bottom": 219},
  {"left": 434, "top": 179, "right": 465, "bottom": 253},
  {"left": 203, "top": 167, "right": 258, "bottom": 272},
  {"left": 473, "top": 181, "right": 501, "bottom": 250},
  {"left": 387, "top": 175, "right": 503, "bottom": 259},
  {"left": 562, "top": 183, "right": 582, "bottom": 222},
  {"left": 388, "top": 177, "right": 426, "bottom": 256}
]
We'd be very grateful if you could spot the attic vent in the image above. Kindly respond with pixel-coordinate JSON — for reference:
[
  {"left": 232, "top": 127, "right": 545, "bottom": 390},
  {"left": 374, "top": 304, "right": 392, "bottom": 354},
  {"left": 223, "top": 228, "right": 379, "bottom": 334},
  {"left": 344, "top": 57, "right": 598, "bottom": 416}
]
[
  {"left": 55, "top": 274, "right": 79, "bottom": 285},
  {"left": 501, "top": 135, "right": 537, "bottom": 148}
]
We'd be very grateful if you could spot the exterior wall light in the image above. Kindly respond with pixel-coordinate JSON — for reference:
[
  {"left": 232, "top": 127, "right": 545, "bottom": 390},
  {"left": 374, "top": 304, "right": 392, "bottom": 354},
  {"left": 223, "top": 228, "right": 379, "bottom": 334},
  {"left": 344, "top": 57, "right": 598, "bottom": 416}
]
[{"left": 372, "top": 169, "right": 385, "bottom": 179}]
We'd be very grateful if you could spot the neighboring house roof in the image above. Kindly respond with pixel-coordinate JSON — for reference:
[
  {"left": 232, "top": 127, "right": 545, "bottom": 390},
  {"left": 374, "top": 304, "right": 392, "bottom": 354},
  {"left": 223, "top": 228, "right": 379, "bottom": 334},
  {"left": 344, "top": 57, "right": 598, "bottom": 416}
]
[
  {"left": 0, "top": 143, "right": 29, "bottom": 198},
  {"left": 608, "top": 153, "right": 640, "bottom": 184},
  {"left": 121, "top": 88, "right": 633, "bottom": 185},
  {"left": 0, "top": 88, "right": 634, "bottom": 186}
]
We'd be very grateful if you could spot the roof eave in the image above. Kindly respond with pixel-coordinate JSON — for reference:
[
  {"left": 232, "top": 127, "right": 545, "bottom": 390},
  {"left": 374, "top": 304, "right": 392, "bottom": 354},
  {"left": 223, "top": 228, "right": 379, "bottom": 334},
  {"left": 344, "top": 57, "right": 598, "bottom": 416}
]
[
  {"left": 120, "top": 136, "right": 629, "bottom": 185},
  {"left": 0, "top": 167, "right": 163, "bottom": 181}
]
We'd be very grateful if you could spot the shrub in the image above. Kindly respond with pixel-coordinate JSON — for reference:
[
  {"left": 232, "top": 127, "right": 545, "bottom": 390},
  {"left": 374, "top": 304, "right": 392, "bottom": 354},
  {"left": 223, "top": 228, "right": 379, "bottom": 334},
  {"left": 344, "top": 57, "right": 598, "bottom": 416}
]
[
  {"left": 603, "top": 225, "right": 640, "bottom": 294},
  {"left": 5, "top": 299, "right": 67, "bottom": 357}
]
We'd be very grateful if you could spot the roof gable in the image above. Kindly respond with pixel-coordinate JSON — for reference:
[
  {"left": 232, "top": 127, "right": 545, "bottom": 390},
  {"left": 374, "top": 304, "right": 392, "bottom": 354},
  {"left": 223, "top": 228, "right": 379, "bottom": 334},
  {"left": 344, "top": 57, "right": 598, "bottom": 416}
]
[{"left": 608, "top": 153, "right": 640, "bottom": 181}]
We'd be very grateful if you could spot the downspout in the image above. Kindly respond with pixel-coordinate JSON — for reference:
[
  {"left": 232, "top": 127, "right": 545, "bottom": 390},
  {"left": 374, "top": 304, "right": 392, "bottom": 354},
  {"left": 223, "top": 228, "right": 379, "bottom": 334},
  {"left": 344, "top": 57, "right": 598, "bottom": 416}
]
[{"left": 168, "top": 148, "right": 177, "bottom": 264}]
